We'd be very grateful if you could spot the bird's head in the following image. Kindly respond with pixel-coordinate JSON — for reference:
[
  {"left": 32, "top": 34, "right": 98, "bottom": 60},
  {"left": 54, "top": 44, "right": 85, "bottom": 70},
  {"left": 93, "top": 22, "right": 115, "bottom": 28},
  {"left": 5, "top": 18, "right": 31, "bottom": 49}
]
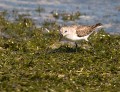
[{"left": 59, "top": 27, "right": 70, "bottom": 37}]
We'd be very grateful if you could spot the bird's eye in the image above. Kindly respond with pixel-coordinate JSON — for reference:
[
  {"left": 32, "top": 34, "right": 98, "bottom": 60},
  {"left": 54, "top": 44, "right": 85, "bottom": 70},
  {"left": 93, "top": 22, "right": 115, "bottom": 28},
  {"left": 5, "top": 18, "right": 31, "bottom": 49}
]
[{"left": 65, "top": 30, "right": 67, "bottom": 33}]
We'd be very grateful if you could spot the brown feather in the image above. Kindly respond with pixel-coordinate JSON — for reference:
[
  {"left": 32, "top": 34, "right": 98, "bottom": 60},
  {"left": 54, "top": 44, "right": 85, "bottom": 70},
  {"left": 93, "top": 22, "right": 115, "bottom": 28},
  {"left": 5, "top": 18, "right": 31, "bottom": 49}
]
[{"left": 76, "top": 23, "right": 102, "bottom": 37}]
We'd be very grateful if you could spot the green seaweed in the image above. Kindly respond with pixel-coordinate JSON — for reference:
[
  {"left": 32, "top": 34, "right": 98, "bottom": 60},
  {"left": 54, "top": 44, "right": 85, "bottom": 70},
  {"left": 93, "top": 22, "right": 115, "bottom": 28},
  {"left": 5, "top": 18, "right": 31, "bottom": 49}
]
[{"left": 0, "top": 11, "right": 120, "bottom": 92}]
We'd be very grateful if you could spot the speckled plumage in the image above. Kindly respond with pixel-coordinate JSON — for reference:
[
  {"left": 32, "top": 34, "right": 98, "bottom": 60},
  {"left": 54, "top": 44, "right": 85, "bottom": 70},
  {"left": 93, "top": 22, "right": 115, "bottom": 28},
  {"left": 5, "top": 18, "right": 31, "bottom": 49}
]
[{"left": 60, "top": 23, "right": 102, "bottom": 41}]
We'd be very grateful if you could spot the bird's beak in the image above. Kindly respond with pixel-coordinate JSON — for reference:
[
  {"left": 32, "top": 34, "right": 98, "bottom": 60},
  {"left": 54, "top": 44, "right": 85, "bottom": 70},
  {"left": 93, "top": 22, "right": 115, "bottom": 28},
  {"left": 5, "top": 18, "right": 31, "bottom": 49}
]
[{"left": 59, "top": 33, "right": 63, "bottom": 41}]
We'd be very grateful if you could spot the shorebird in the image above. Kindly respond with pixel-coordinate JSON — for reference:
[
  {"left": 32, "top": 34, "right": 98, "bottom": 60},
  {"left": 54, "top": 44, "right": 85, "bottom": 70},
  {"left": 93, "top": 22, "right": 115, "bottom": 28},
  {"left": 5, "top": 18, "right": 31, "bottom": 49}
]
[{"left": 59, "top": 23, "right": 102, "bottom": 49}]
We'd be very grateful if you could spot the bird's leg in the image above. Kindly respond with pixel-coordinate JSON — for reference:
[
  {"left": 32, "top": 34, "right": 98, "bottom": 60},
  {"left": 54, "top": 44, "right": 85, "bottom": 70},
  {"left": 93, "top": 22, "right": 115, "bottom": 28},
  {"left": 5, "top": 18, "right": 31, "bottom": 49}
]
[{"left": 75, "top": 42, "right": 78, "bottom": 52}]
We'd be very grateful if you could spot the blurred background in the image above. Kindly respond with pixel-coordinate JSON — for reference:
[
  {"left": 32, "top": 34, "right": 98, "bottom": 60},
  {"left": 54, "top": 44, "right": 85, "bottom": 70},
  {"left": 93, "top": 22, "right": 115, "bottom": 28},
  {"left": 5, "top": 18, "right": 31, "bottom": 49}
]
[{"left": 0, "top": 0, "right": 120, "bottom": 33}]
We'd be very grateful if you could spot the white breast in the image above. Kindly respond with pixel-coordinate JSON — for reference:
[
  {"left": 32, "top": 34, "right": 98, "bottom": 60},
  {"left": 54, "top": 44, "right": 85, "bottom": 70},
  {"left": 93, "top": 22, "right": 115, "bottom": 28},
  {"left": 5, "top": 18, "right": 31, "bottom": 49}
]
[{"left": 66, "top": 32, "right": 89, "bottom": 41}]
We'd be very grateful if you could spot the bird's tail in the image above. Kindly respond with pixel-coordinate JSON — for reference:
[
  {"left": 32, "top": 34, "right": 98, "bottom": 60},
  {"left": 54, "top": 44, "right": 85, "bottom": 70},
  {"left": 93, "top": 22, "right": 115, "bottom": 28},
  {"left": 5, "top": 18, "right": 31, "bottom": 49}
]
[{"left": 92, "top": 23, "right": 102, "bottom": 29}]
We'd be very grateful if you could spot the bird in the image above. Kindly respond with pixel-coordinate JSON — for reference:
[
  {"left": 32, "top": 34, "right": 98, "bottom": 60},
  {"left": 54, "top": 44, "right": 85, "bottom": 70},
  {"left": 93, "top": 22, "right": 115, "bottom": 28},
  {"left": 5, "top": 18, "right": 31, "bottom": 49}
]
[{"left": 59, "top": 23, "right": 102, "bottom": 50}]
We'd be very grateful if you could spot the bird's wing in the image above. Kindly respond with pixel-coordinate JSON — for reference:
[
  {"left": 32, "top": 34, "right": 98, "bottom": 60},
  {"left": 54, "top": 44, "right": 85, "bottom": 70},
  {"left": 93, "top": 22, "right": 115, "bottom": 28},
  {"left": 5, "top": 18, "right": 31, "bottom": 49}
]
[
  {"left": 76, "top": 23, "right": 102, "bottom": 37},
  {"left": 76, "top": 25, "right": 94, "bottom": 37}
]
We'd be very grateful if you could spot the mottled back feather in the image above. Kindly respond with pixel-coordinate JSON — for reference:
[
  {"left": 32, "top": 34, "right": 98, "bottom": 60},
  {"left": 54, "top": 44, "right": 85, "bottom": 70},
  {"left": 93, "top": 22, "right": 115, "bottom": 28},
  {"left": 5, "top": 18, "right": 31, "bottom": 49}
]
[{"left": 76, "top": 23, "right": 102, "bottom": 37}]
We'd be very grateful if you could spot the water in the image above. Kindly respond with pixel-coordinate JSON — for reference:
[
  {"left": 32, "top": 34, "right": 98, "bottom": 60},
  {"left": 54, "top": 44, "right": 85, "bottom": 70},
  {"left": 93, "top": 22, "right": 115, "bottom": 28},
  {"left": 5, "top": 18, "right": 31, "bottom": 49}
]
[{"left": 0, "top": 0, "right": 120, "bottom": 33}]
